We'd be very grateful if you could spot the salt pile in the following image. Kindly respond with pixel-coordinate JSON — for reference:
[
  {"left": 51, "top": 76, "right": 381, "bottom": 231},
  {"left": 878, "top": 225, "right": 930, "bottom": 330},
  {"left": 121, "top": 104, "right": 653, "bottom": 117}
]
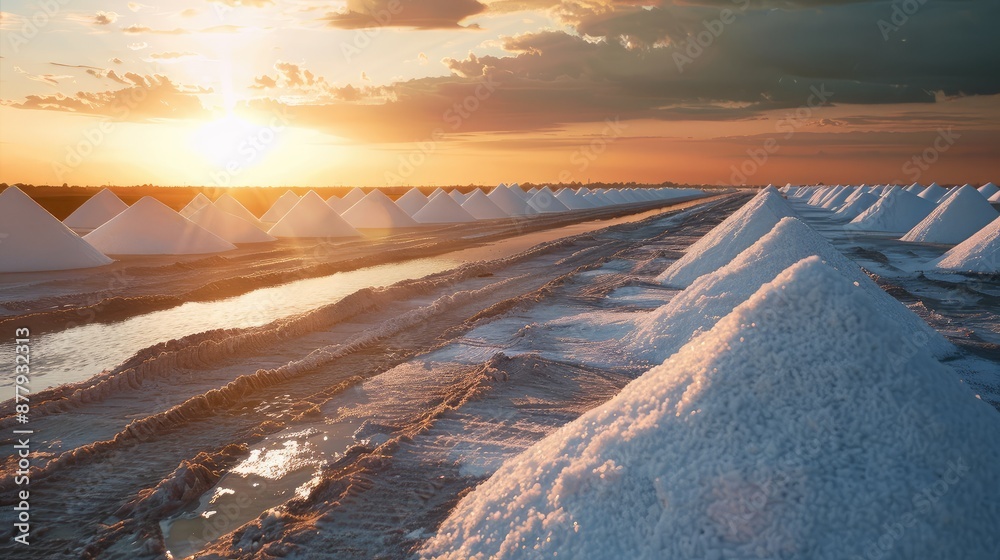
[
  {"left": 260, "top": 190, "right": 299, "bottom": 223},
  {"left": 555, "top": 189, "right": 595, "bottom": 210},
  {"left": 449, "top": 190, "right": 469, "bottom": 204},
  {"left": 189, "top": 203, "right": 276, "bottom": 244},
  {"left": 527, "top": 189, "right": 570, "bottom": 213},
  {"left": 931, "top": 217, "right": 1000, "bottom": 273},
  {"left": 902, "top": 185, "right": 999, "bottom": 244},
  {"left": 395, "top": 188, "right": 428, "bottom": 216},
  {"left": 633, "top": 217, "right": 953, "bottom": 362},
  {"left": 325, "top": 195, "right": 352, "bottom": 214},
  {"left": 422, "top": 257, "right": 1000, "bottom": 560},
  {"left": 63, "top": 188, "right": 128, "bottom": 231},
  {"left": 918, "top": 182, "right": 946, "bottom": 201},
  {"left": 0, "top": 187, "right": 113, "bottom": 272},
  {"left": 806, "top": 186, "right": 834, "bottom": 206},
  {"left": 508, "top": 183, "right": 529, "bottom": 200},
  {"left": 179, "top": 193, "right": 212, "bottom": 218},
  {"left": 83, "top": 197, "right": 236, "bottom": 255},
  {"left": 214, "top": 193, "right": 264, "bottom": 228},
  {"left": 603, "top": 190, "right": 629, "bottom": 205},
  {"left": 990, "top": 190, "right": 1000, "bottom": 203},
  {"left": 341, "top": 187, "right": 366, "bottom": 208},
  {"left": 846, "top": 189, "right": 935, "bottom": 233},
  {"left": 340, "top": 189, "right": 419, "bottom": 229},
  {"left": 461, "top": 189, "right": 509, "bottom": 220},
  {"left": 487, "top": 185, "right": 535, "bottom": 216},
  {"left": 657, "top": 187, "right": 794, "bottom": 287},
  {"left": 904, "top": 182, "right": 925, "bottom": 194},
  {"left": 977, "top": 182, "right": 999, "bottom": 198},
  {"left": 819, "top": 186, "right": 851, "bottom": 209},
  {"left": 268, "top": 191, "right": 361, "bottom": 238},
  {"left": 832, "top": 191, "right": 878, "bottom": 220},
  {"left": 412, "top": 192, "right": 476, "bottom": 223}
]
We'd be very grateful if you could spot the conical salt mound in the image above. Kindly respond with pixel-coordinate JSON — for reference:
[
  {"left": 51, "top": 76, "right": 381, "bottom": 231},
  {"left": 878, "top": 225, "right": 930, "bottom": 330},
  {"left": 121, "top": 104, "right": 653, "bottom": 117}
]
[
  {"left": 904, "top": 182, "right": 925, "bottom": 194},
  {"left": 507, "top": 183, "right": 529, "bottom": 200},
  {"left": 918, "top": 183, "right": 946, "bottom": 201},
  {"left": 214, "top": 193, "right": 263, "bottom": 228},
  {"left": 396, "top": 188, "right": 428, "bottom": 216},
  {"left": 267, "top": 191, "right": 361, "bottom": 238},
  {"left": 846, "top": 189, "right": 935, "bottom": 233},
  {"left": 341, "top": 187, "right": 366, "bottom": 208},
  {"left": 422, "top": 257, "right": 1000, "bottom": 560},
  {"left": 449, "top": 190, "right": 469, "bottom": 204},
  {"left": 832, "top": 191, "right": 878, "bottom": 220},
  {"left": 461, "top": 189, "right": 509, "bottom": 220},
  {"left": 990, "top": 190, "right": 1000, "bottom": 203},
  {"left": 819, "top": 186, "right": 852, "bottom": 209},
  {"left": 260, "top": 190, "right": 299, "bottom": 223},
  {"left": 63, "top": 188, "right": 128, "bottom": 231},
  {"left": 340, "top": 189, "right": 418, "bottom": 228},
  {"left": 412, "top": 192, "right": 476, "bottom": 223},
  {"left": 657, "top": 189, "right": 795, "bottom": 287},
  {"left": 806, "top": 186, "right": 835, "bottom": 206},
  {"left": 526, "top": 189, "right": 570, "bottom": 213},
  {"left": 83, "top": 197, "right": 236, "bottom": 255},
  {"left": 189, "top": 203, "right": 276, "bottom": 244},
  {"left": 632, "top": 217, "right": 953, "bottom": 362},
  {"left": 930, "top": 216, "right": 1000, "bottom": 273},
  {"left": 977, "top": 182, "right": 999, "bottom": 199},
  {"left": 0, "top": 187, "right": 113, "bottom": 272},
  {"left": 180, "top": 193, "right": 212, "bottom": 218},
  {"left": 326, "top": 195, "right": 351, "bottom": 214},
  {"left": 901, "top": 185, "right": 999, "bottom": 244},
  {"left": 487, "top": 185, "right": 535, "bottom": 216},
  {"left": 603, "top": 190, "right": 629, "bottom": 204},
  {"left": 555, "top": 189, "right": 595, "bottom": 210}
]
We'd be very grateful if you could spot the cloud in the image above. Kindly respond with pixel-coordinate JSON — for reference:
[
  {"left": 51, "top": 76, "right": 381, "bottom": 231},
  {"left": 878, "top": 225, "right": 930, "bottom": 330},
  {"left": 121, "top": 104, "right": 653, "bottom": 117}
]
[
  {"left": 322, "top": 0, "right": 486, "bottom": 30},
  {"left": 8, "top": 74, "right": 210, "bottom": 121},
  {"left": 418, "top": 52, "right": 429, "bottom": 65},
  {"left": 128, "top": 42, "right": 148, "bottom": 50},
  {"left": 208, "top": 0, "right": 274, "bottom": 7},
  {"left": 122, "top": 24, "right": 188, "bottom": 34},
  {"left": 13, "top": 67, "right": 72, "bottom": 86},
  {"left": 148, "top": 51, "right": 201, "bottom": 61},
  {"left": 94, "top": 11, "right": 118, "bottom": 25},
  {"left": 180, "top": 8, "right": 200, "bottom": 17},
  {"left": 127, "top": 2, "right": 147, "bottom": 12},
  {"left": 110, "top": 57, "right": 124, "bottom": 64}
]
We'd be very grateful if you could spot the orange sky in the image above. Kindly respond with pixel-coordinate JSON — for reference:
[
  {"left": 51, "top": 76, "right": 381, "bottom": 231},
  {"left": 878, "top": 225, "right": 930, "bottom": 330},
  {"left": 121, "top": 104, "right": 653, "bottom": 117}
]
[{"left": 1, "top": 0, "right": 998, "bottom": 187}]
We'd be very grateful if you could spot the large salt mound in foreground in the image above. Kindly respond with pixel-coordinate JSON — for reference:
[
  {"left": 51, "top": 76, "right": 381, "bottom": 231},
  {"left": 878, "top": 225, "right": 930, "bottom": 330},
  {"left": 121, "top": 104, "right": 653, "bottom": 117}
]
[
  {"left": 260, "top": 190, "right": 299, "bottom": 223},
  {"left": 846, "top": 188, "right": 935, "bottom": 233},
  {"left": 84, "top": 197, "right": 236, "bottom": 255},
  {"left": 422, "top": 257, "right": 1000, "bottom": 560},
  {"left": 0, "top": 187, "right": 113, "bottom": 272},
  {"left": 189, "top": 203, "right": 276, "bottom": 244},
  {"left": 340, "top": 189, "right": 418, "bottom": 228},
  {"left": 930, "top": 216, "right": 1000, "bottom": 273},
  {"left": 632, "top": 217, "right": 953, "bottom": 361},
  {"left": 901, "top": 185, "right": 999, "bottom": 245},
  {"left": 63, "top": 188, "right": 128, "bottom": 230},
  {"left": 656, "top": 187, "right": 794, "bottom": 287},
  {"left": 268, "top": 191, "right": 361, "bottom": 238}
]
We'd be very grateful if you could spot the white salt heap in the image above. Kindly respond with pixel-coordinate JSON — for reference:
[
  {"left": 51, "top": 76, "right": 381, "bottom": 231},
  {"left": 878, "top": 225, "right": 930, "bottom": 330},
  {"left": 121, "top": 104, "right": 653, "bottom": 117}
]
[
  {"left": 214, "top": 193, "right": 264, "bottom": 228},
  {"left": 633, "top": 217, "right": 953, "bottom": 362},
  {"left": 461, "top": 189, "right": 509, "bottom": 220},
  {"left": 268, "top": 191, "right": 361, "bottom": 238},
  {"left": 487, "top": 185, "right": 535, "bottom": 216},
  {"left": 340, "top": 189, "right": 419, "bottom": 229},
  {"left": 978, "top": 182, "right": 998, "bottom": 198},
  {"left": 901, "top": 185, "right": 999, "bottom": 245},
  {"left": 395, "top": 188, "right": 428, "bottom": 216},
  {"left": 63, "top": 188, "right": 128, "bottom": 231},
  {"left": 84, "top": 197, "right": 236, "bottom": 255},
  {"left": 526, "top": 189, "right": 570, "bottom": 213},
  {"left": 179, "top": 193, "right": 212, "bottom": 218},
  {"left": 325, "top": 195, "right": 351, "bottom": 214},
  {"left": 904, "top": 182, "right": 925, "bottom": 194},
  {"left": 918, "top": 182, "right": 946, "bottom": 202},
  {"left": 422, "top": 257, "right": 1000, "bottom": 560},
  {"left": 846, "top": 188, "right": 935, "bottom": 233},
  {"left": 189, "top": 203, "right": 276, "bottom": 244},
  {"left": 819, "top": 186, "right": 853, "bottom": 210},
  {"left": 412, "top": 191, "right": 476, "bottom": 223},
  {"left": 832, "top": 191, "right": 878, "bottom": 220},
  {"left": 260, "top": 191, "right": 299, "bottom": 223},
  {"left": 341, "top": 187, "right": 366, "bottom": 208},
  {"left": 0, "top": 187, "right": 113, "bottom": 272},
  {"left": 657, "top": 187, "right": 794, "bottom": 287},
  {"left": 930, "top": 217, "right": 1000, "bottom": 273}
]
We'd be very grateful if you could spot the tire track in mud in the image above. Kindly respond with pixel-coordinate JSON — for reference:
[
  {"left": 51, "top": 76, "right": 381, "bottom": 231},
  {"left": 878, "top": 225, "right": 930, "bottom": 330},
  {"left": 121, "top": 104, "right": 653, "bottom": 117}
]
[{"left": 0, "top": 195, "right": 746, "bottom": 559}]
